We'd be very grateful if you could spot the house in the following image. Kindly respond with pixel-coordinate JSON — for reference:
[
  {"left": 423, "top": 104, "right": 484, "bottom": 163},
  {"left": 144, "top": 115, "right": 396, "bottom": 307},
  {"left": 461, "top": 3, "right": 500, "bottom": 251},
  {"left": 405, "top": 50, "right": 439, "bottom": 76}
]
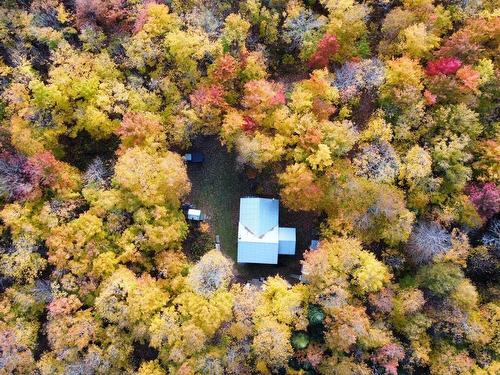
[{"left": 237, "top": 197, "right": 296, "bottom": 264}]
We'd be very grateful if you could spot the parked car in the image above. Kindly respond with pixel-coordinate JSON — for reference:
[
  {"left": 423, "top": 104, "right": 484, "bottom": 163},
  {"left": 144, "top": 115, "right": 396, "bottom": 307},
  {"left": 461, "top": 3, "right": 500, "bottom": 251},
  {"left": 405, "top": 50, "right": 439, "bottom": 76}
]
[{"left": 183, "top": 152, "right": 204, "bottom": 163}]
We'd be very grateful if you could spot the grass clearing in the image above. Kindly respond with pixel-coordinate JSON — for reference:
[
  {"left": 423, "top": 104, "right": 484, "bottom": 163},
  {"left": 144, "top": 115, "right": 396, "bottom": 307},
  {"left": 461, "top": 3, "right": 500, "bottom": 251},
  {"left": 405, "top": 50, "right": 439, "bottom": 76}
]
[{"left": 186, "top": 136, "right": 250, "bottom": 260}]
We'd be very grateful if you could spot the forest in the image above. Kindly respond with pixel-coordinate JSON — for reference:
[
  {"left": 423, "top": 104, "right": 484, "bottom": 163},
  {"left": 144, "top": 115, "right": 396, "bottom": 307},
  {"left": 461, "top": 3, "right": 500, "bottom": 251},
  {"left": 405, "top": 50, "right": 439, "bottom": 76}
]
[{"left": 0, "top": 0, "right": 499, "bottom": 374}]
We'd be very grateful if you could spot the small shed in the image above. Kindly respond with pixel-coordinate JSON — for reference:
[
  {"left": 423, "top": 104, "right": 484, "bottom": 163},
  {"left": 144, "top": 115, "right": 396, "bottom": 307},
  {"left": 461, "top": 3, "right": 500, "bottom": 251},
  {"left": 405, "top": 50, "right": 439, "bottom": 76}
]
[
  {"left": 309, "top": 240, "right": 320, "bottom": 251},
  {"left": 187, "top": 209, "right": 204, "bottom": 221}
]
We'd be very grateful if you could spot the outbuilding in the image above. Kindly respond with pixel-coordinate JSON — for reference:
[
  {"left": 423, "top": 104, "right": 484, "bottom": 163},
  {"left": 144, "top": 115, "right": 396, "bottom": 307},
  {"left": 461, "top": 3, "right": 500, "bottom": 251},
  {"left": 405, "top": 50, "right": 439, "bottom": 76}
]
[{"left": 187, "top": 208, "right": 205, "bottom": 221}]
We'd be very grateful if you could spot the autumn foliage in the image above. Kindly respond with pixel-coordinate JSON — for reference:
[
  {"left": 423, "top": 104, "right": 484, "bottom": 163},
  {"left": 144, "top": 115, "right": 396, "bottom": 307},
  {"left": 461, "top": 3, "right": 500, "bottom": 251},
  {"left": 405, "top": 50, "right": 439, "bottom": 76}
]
[
  {"left": 308, "top": 33, "right": 339, "bottom": 69},
  {"left": 0, "top": 1, "right": 498, "bottom": 374}
]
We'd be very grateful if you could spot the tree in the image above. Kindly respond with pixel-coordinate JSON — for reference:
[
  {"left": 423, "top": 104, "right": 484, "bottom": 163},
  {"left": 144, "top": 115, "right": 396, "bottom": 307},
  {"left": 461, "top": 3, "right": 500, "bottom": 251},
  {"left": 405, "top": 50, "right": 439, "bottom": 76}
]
[
  {"left": 473, "top": 140, "right": 500, "bottom": 183},
  {"left": 164, "top": 28, "right": 221, "bottom": 90},
  {"left": 95, "top": 267, "right": 168, "bottom": 341},
  {"left": 465, "top": 182, "right": 500, "bottom": 221},
  {"left": 0, "top": 323, "right": 37, "bottom": 374},
  {"left": 46, "top": 306, "right": 98, "bottom": 359},
  {"left": 431, "top": 134, "right": 472, "bottom": 197},
  {"left": 228, "top": 284, "right": 261, "bottom": 341},
  {"left": 252, "top": 318, "right": 293, "bottom": 369},
  {"left": 434, "top": 17, "right": 498, "bottom": 63},
  {"left": 75, "top": 0, "right": 137, "bottom": 32},
  {"left": 113, "top": 146, "right": 190, "bottom": 207},
  {"left": 83, "top": 157, "right": 110, "bottom": 189},
  {"left": 406, "top": 221, "right": 452, "bottom": 265},
  {"left": 0, "top": 149, "right": 80, "bottom": 202},
  {"left": 116, "top": 205, "right": 188, "bottom": 258},
  {"left": 0, "top": 201, "right": 55, "bottom": 242},
  {"left": 381, "top": 57, "right": 424, "bottom": 100},
  {"left": 319, "top": 0, "right": 371, "bottom": 62},
  {"left": 189, "top": 84, "right": 227, "bottom": 133},
  {"left": 417, "top": 262, "right": 464, "bottom": 296},
  {"left": 429, "top": 343, "right": 476, "bottom": 375},
  {"left": 46, "top": 212, "right": 108, "bottom": 277},
  {"left": 115, "top": 112, "right": 165, "bottom": 155},
  {"left": 307, "top": 33, "right": 339, "bottom": 69},
  {"left": 278, "top": 163, "right": 325, "bottom": 211},
  {"left": 174, "top": 290, "right": 233, "bottom": 337},
  {"left": 155, "top": 250, "right": 189, "bottom": 279},
  {"left": 325, "top": 177, "right": 414, "bottom": 245},
  {"left": 254, "top": 276, "right": 307, "bottom": 327},
  {"left": 399, "top": 145, "right": 432, "bottom": 187},
  {"left": 283, "top": 9, "right": 326, "bottom": 50},
  {"left": 426, "top": 57, "right": 462, "bottom": 76},
  {"left": 353, "top": 251, "right": 392, "bottom": 294},
  {"left": 318, "top": 354, "right": 372, "bottom": 375},
  {"left": 240, "top": 0, "right": 280, "bottom": 44},
  {"left": 372, "top": 343, "right": 405, "bottom": 375},
  {"left": 360, "top": 112, "right": 393, "bottom": 143},
  {"left": 0, "top": 237, "right": 47, "bottom": 283},
  {"left": 482, "top": 218, "right": 500, "bottom": 253},
  {"left": 187, "top": 250, "right": 234, "bottom": 297},
  {"left": 379, "top": 0, "right": 451, "bottom": 59},
  {"left": 430, "top": 104, "right": 482, "bottom": 141},
  {"left": 322, "top": 120, "right": 358, "bottom": 157},
  {"left": 353, "top": 141, "right": 400, "bottom": 184},
  {"left": 27, "top": 45, "right": 130, "bottom": 143},
  {"left": 301, "top": 236, "right": 391, "bottom": 297},
  {"left": 306, "top": 143, "right": 334, "bottom": 171},
  {"left": 324, "top": 304, "right": 372, "bottom": 352},
  {"left": 242, "top": 79, "right": 285, "bottom": 113},
  {"left": 137, "top": 360, "right": 166, "bottom": 375},
  {"left": 0, "top": 151, "right": 39, "bottom": 201},
  {"left": 222, "top": 13, "right": 251, "bottom": 46},
  {"left": 399, "top": 23, "right": 440, "bottom": 58}
]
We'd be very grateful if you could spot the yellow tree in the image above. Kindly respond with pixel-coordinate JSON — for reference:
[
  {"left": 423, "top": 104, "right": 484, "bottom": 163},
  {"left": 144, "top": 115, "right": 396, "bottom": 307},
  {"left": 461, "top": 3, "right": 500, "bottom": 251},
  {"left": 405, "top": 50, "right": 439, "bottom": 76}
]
[
  {"left": 95, "top": 267, "right": 168, "bottom": 341},
  {"left": 114, "top": 147, "right": 190, "bottom": 207}
]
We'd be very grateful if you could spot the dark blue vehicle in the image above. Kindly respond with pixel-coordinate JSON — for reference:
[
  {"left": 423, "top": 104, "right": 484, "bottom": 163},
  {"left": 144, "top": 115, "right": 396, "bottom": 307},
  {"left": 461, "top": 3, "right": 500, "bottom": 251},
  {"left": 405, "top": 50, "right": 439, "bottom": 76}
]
[{"left": 183, "top": 152, "right": 205, "bottom": 163}]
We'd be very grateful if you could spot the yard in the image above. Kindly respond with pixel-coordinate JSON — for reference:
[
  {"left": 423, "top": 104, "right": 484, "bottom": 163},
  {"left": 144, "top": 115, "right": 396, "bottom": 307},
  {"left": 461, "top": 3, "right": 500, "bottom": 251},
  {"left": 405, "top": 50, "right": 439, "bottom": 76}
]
[
  {"left": 185, "top": 135, "right": 251, "bottom": 260},
  {"left": 185, "top": 136, "right": 320, "bottom": 282}
]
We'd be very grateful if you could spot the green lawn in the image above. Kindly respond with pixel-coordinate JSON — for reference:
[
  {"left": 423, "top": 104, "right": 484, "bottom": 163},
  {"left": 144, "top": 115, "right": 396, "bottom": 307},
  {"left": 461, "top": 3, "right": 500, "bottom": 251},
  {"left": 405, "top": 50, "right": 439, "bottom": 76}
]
[{"left": 186, "top": 136, "right": 250, "bottom": 259}]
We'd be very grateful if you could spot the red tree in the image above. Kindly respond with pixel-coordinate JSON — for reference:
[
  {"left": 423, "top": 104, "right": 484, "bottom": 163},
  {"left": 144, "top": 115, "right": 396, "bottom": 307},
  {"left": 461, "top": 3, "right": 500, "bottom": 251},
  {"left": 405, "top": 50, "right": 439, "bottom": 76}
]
[
  {"left": 241, "top": 116, "right": 258, "bottom": 133},
  {"left": 466, "top": 182, "right": 500, "bottom": 220},
  {"left": 190, "top": 85, "right": 226, "bottom": 109},
  {"left": 308, "top": 33, "right": 339, "bottom": 69},
  {"left": 426, "top": 57, "right": 462, "bottom": 76}
]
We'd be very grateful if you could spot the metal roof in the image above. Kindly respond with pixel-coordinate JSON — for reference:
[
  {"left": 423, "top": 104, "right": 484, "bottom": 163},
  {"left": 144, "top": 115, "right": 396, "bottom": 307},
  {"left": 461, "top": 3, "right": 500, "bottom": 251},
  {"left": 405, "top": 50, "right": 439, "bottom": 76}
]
[
  {"left": 187, "top": 209, "right": 201, "bottom": 216},
  {"left": 239, "top": 197, "right": 279, "bottom": 238},
  {"left": 278, "top": 227, "right": 296, "bottom": 255}
]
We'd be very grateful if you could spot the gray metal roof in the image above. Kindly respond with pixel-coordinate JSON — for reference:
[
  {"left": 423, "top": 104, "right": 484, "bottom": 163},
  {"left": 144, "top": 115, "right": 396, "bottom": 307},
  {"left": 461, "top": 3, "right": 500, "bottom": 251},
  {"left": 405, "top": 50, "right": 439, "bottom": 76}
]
[{"left": 239, "top": 197, "right": 279, "bottom": 238}]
